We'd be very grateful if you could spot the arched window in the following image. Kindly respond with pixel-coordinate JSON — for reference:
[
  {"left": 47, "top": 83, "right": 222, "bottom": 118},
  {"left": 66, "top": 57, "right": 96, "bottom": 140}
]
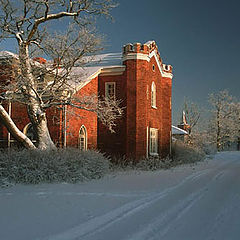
[
  {"left": 151, "top": 82, "right": 156, "bottom": 108},
  {"left": 79, "top": 125, "right": 87, "bottom": 151},
  {"left": 23, "top": 123, "right": 37, "bottom": 143}
]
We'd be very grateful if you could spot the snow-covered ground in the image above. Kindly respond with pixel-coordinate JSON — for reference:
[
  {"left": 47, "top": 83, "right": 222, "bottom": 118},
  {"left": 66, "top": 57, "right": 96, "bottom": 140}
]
[{"left": 1, "top": 151, "right": 240, "bottom": 240}]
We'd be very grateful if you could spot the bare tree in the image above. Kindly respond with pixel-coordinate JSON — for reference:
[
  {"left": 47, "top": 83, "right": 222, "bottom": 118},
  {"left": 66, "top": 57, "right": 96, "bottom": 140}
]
[
  {"left": 0, "top": 0, "right": 122, "bottom": 150},
  {"left": 208, "top": 90, "right": 239, "bottom": 151},
  {"left": 182, "top": 98, "right": 201, "bottom": 135}
]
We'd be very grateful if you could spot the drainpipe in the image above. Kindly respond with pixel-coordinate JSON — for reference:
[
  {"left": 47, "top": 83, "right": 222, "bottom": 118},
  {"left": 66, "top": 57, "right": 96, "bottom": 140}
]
[
  {"left": 7, "top": 101, "right": 11, "bottom": 148},
  {"left": 170, "top": 130, "right": 172, "bottom": 156},
  {"left": 146, "top": 126, "right": 149, "bottom": 158}
]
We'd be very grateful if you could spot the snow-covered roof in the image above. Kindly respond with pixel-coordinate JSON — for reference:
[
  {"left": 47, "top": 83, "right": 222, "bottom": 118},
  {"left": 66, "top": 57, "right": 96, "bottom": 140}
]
[
  {"left": 82, "top": 53, "right": 122, "bottom": 67},
  {"left": 0, "top": 51, "right": 124, "bottom": 91},
  {"left": 66, "top": 64, "right": 125, "bottom": 91},
  {"left": 65, "top": 52, "right": 124, "bottom": 90},
  {"left": 172, "top": 125, "right": 188, "bottom": 135},
  {"left": 66, "top": 66, "right": 102, "bottom": 90},
  {"left": 0, "top": 51, "right": 18, "bottom": 59}
]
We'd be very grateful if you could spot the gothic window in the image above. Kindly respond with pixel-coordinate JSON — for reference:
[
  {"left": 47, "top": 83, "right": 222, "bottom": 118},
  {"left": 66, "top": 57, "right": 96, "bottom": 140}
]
[
  {"left": 150, "top": 128, "right": 158, "bottom": 155},
  {"left": 79, "top": 125, "right": 87, "bottom": 151},
  {"left": 105, "top": 82, "right": 116, "bottom": 99},
  {"left": 151, "top": 81, "right": 156, "bottom": 108}
]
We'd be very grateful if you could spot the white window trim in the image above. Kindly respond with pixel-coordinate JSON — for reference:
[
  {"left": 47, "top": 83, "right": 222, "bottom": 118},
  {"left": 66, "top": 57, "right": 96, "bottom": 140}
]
[
  {"left": 151, "top": 81, "right": 157, "bottom": 108},
  {"left": 149, "top": 128, "right": 158, "bottom": 156},
  {"left": 105, "top": 82, "right": 116, "bottom": 99}
]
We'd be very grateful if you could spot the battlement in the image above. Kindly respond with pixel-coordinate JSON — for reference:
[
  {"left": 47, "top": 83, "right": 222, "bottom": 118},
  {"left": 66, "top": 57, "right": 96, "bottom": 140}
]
[
  {"left": 122, "top": 40, "right": 172, "bottom": 75},
  {"left": 123, "top": 41, "right": 163, "bottom": 63},
  {"left": 162, "top": 64, "right": 173, "bottom": 73},
  {"left": 123, "top": 40, "right": 158, "bottom": 55}
]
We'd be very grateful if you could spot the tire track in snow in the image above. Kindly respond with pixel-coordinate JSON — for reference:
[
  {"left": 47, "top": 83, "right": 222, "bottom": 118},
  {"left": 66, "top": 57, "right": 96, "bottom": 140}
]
[
  {"left": 125, "top": 163, "right": 236, "bottom": 240},
  {"left": 127, "top": 187, "right": 207, "bottom": 240},
  {"left": 39, "top": 169, "right": 211, "bottom": 240}
]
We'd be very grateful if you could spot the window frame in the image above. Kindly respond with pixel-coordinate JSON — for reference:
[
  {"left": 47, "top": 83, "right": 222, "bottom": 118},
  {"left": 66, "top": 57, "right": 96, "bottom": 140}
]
[
  {"left": 149, "top": 128, "right": 158, "bottom": 156},
  {"left": 151, "top": 81, "right": 157, "bottom": 108},
  {"left": 79, "top": 125, "right": 87, "bottom": 151},
  {"left": 105, "top": 82, "right": 116, "bottom": 99}
]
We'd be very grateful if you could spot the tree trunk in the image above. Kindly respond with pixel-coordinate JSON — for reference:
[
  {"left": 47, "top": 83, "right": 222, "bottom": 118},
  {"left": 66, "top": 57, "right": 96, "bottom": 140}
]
[
  {"left": 19, "top": 44, "right": 56, "bottom": 150},
  {"left": 0, "top": 104, "right": 36, "bottom": 149},
  {"left": 27, "top": 105, "right": 56, "bottom": 150},
  {"left": 216, "top": 109, "right": 221, "bottom": 151}
]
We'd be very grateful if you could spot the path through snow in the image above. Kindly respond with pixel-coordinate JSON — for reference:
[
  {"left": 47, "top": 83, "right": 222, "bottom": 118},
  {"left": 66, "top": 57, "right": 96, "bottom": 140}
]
[{"left": 0, "top": 151, "right": 240, "bottom": 240}]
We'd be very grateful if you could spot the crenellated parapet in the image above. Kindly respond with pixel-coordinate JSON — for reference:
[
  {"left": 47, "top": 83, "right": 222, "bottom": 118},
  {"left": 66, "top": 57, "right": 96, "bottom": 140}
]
[
  {"left": 162, "top": 64, "right": 173, "bottom": 74},
  {"left": 122, "top": 40, "right": 173, "bottom": 77},
  {"left": 123, "top": 42, "right": 148, "bottom": 54},
  {"left": 123, "top": 40, "right": 159, "bottom": 55}
]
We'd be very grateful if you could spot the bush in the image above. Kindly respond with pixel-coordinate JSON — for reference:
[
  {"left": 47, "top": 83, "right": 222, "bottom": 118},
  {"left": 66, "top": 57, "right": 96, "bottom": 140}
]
[
  {"left": 110, "top": 155, "right": 136, "bottom": 171},
  {"left": 0, "top": 149, "right": 110, "bottom": 186},
  {"left": 187, "top": 132, "right": 217, "bottom": 155},
  {"left": 110, "top": 142, "right": 205, "bottom": 172},
  {"left": 171, "top": 141, "right": 206, "bottom": 165},
  {"left": 135, "top": 156, "right": 173, "bottom": 171}
]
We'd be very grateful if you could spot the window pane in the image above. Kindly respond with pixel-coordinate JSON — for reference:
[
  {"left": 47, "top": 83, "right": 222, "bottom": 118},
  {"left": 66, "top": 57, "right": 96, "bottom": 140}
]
[
  {"left": 150, "top": 128, "right": 158, "bottom": 154},
  {"left": 151, "top": 82, "right": 156, "bottom": 107},
  {"left": 106, "top": 83, "right": 115, "bottom": 98},
  {"left": 79, "top": 126, "right": 87, "bottom": 151}
]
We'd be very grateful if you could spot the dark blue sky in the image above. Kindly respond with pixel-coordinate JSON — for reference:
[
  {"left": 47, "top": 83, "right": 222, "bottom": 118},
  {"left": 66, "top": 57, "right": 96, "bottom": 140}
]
[
  {"left": 97, "top": 0, "right": 240, "bottom": 124},
  {"left": 1, "top": 0, "right": 239, "bottom": 124}
]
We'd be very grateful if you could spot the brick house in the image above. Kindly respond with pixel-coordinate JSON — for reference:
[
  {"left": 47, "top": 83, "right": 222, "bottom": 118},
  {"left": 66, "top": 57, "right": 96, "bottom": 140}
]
[{"left": 0, "top": 40, "right": 173, "bottom": 160}]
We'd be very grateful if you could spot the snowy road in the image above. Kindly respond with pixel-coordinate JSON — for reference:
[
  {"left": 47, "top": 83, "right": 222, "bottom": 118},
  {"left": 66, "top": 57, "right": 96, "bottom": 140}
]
[{"left": 0, "top": 151, "right": 240, "bottom": 240}]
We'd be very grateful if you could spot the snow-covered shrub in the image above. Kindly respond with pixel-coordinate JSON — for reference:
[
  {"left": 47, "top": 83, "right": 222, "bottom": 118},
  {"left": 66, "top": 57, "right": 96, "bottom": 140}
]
[
  {"left": 201, "top": 143, "right": 217, "bottom": 155},
  {"left": 189, "top": 132, "right": 217, "bottom": 155},
  {"left": 110, "top": 155, "right": 174, "bottom": 171},
  {"left": 171, "top": 141, "right": 205, "bottom": 165},
  {"left": 110, "top": 143, "right": 205, "bottom": 172},
  {"left": 110, "top": 155, "right": 136, "bottom": 171},
  {"left": 136, "top": 156, "right": 173, "bottom": 171},
  {"left": 0, "top": 149, "right": 110, "bottom": 186}
]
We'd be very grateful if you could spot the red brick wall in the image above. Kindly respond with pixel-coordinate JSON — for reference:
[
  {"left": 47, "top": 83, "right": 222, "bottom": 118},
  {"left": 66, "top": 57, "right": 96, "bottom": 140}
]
[
  {"left": 123, "top": 54, "right": 172, "bottom": 159},
  {"left": 124, "top": 59, "right": 137, "bottom": 159},
  {"left": 0, "top": 102, "right": 62, "bottom": 148},
  {"left": 161, "top": 77, "right": 172, "bottom": 156},
  {"left": 46, "top": 107, "right": 62, "bottom": 147},
  {"left": 0, "top": 102, "right": 30, "bottom": 147},
  {"left": 97, "top": 74, "right": 127, "bottom": 157},
  {"left": 0, "top": 71, "right": 97, "bottom": 149},
  {"left": 66, "top": 76, "right": 98, "bottom": 149},
  {"left": 146, "top": 57, "right": 172, "bottom": 158},
  {"left": 0, "top": 46, "right": 172, "bottom": 159}
]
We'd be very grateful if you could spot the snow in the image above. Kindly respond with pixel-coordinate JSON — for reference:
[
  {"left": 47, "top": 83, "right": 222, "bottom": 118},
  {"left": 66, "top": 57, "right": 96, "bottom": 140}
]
[
  {"left": 82, "top": 53, "right": 122, "bottom": 67},
  {"left": 0, "top": 50, "right": 123, "bottom": 91},
  {"left": 67, "top": 64, "right": 125, "bottom": 91},
  {"left": 0, "top": 51, "right": 18, "bottom": 59},
  {"left": 145, "top": 40, "right": 155, "bottom": 47},
  {"left": 172, "top": 125, "right": 188, "bottom": 135},
  {"left": 1, "top": 151, "right": 240, "bottom": 240},
  {"left": 68, "top": 52, "right": 122, "bottom": 87}
]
